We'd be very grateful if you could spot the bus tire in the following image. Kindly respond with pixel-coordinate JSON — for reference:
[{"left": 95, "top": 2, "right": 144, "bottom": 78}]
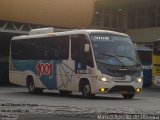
[
  {"left": 27, "top": 77, "right": 43, "bottom": 94},
  {"left": 82, "top": 82, "right": 95, "bottom": 98},
  {"left": 59, "top": 90, "right": 72, "bottom": 95},
  {"left": 122, "top": 94, "right": 135, "bottom": 99}
]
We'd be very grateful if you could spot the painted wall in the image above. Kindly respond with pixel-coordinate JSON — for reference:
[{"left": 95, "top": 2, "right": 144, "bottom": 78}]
[{"left": 0, "top": 0, "right": 94, "bottom": 28}]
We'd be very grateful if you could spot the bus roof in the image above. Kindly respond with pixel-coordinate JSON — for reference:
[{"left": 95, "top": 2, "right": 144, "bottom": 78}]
[
  {"left": 154, "top": 39, "right": 160, "bottom": 42},
  {"left": 137, "top": 46, "right": 152, "bottom": 51},
  {"left": 12, "top": 29, "right": 129, "bottom": 40}
]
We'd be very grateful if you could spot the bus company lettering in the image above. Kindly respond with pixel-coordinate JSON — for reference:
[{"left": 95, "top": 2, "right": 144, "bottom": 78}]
[
  {"left": 36, "top": 61, "right": 53, "bottom": 79},
  {"left": 142, "top": 65, "right": 152, "bottom": 70}
]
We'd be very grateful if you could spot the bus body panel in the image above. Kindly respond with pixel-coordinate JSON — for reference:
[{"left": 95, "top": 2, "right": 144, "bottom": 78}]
[
  {"left": 9, "top": 58, "right": 95, "bottom": 91},
  {"left": 152, "top": 55, "right": 160, "bottom": 86},
  {"left": 152, "top": 39, "right": 160, "bottom": 86},
  {"left": 137, "top": 48, "right": 152, "bottom": 87}
]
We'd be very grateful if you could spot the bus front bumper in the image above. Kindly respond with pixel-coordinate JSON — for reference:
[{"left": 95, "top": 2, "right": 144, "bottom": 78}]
[{"left": 93, "top": 80, "right": 143, "bottom": 94}]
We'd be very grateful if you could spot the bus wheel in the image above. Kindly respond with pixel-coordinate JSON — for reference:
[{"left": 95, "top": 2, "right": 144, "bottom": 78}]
[
  {"left": 82, "top": 83, "right": 95, "bottom": 98},
  {"left": 122, "top": 94, "right": 135, "bottom": 99},
  {"left": 59, "top": 90, "right": 72, "bottom": 95},
  {"left": 27, "top": 78, "right": 43, "bottom": 94},
  {"left": 27, "top": 79, "right": 35, "bottom": 94}
]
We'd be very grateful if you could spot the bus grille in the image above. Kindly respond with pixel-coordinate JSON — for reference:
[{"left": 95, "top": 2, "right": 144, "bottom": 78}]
[
  {"left": 108, "top": 86, "right": 135, "bottom": 93},
  {"left": 97, "top": 63, "right": 141, "bottom": 77},
  {"left": 104, "top": 69, "right": 138, "bottom": 77}
]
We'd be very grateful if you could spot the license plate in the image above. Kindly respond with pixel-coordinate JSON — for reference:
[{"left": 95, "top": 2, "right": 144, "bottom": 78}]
[{"left": 112, "top": 77, "right": 126, "bottom": 81}]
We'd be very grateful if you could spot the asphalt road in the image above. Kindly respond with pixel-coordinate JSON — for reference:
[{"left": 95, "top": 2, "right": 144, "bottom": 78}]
[{"left": 0, "top": 86, "right": 160, "bottom": 120}]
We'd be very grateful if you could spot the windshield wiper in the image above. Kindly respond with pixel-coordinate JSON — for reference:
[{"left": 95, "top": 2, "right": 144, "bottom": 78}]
[
  {"left": 99, "top": 52, "right": 125, "bottom": 67},
  {"left": 115, "top": 54, "right": 140, "bottom": 66},
  {"left": 96, "top": 60, "right": 122, "bottom": 67}
]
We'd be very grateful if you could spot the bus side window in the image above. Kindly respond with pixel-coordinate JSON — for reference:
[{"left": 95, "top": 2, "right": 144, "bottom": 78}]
[
  {"left": 154, "top": 41, "right": 160, "bottom": 55},
  {"left": 71, "top": 34, "right": 94, "bottom": 67},
  {"left": 36, "top": 39, "right": 53, "bottom": 60},
  {"left": 46, "top": 36, "right": 69, "bottom": 60}
]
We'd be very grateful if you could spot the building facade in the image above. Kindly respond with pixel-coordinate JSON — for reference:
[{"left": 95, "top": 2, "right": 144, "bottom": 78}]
[{"left": 93, "top": 0, "right": 160, "bottom": 47}]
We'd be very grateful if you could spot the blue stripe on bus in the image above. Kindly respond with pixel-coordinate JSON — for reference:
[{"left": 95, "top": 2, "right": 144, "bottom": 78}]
[{"left": 12, "top": 60, "right": 62, "bottom": 90}]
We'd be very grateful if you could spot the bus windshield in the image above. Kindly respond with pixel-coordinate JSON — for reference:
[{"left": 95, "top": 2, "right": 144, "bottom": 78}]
[
  {"left": 90, "top": 34, "right": 140, "bottom": 67},
  {"left": 153, "top": 40, "right": 160, "bottom": 55}
]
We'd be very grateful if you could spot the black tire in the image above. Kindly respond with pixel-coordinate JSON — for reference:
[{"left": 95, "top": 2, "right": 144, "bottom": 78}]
[
  {"left": 27, "top": 78, "right": 43, "bottom": 94},
  {"left": 34, "top": 88, "right": 44, "bottom": 94},
  {"left": 82, "top": 83, "right": 95, "bottom": 98},
  {"left": 59, "top": 90, "right": 72, "bottom": 95},
  {"left": 122, "top": 94, "right": 135, "bottom": 99}
]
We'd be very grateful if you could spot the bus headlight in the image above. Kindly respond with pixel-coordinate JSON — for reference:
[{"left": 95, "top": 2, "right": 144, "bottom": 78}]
[
  {"left": 136, "top": 77, "right": 143, "bottom": 83},
  {"left": 101, "top": 77, "right": 107, "bottom": 82},
  {"left": 97, "top": 77, "right": 109, "bottom": 82}
]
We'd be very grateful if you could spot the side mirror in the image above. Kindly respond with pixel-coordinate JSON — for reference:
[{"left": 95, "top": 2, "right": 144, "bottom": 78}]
[
  {"left": 84, "top": 44, "right": 90, "bottom": 52},
  {"left": 134, "top": 43, "right": 137, "bottom": 49}
]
